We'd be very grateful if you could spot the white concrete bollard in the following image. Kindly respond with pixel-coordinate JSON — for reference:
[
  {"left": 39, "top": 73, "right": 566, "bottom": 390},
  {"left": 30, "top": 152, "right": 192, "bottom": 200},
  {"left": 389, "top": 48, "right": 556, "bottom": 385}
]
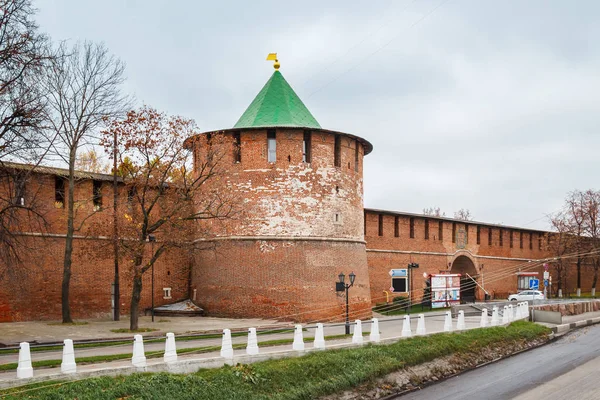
[
  {"left": 246, "top": 328, "right": 259, "bottom": 356},
  {"left": 292, "top": 324, "right": 305, "bottom": 351},
  {"left": 491, "top": 306, "right": 499, "bottom": 326},
  {"left": 508, "top": 305, "right": 514, "bottom": 322},
  {"left": 352, "top": 320, "right": 364, "bottom": 344},
  {"left": 369, "top": 318, "right": 381, "bottom": 343},
  {"left": 518, "top": 303, "right": 524, "bottom": 319},
  {"left": 164, "top": 332, "right": 178, "bottom": 363},
  {"left": 480, "top": 309, "right": 488, "bottom": 328},
  {"left": 416, "top": 314, "right": 426, "bottom": 335},
  {"left": 456, "top": 310, "right": 466, "bottom": 330},
  {"left": 220, "top": 329, "right": 233, "bottom": 359},
  {"left": 16, "top": 342, "right": 33, "bottom": 379},
  {"left": 523, "top": 302, "right": 529, "bottom": 320},
  {"left": 502, "top": 306, "right": 509, "bottom": 325},
  {"left": 401, "top": 315, "right": 412, "bottom": 337},
  {"left": 444, "top": 311, "right": 453, "bottom": 332},
  {"left": 132, "top": 334, "right": 147, "bottom": 367},
  {"left": 61, "top": 339, "right": 76, "bottom": 374},
  {"left": 314, "top": 323, "right": 326, "bottom": 349}
]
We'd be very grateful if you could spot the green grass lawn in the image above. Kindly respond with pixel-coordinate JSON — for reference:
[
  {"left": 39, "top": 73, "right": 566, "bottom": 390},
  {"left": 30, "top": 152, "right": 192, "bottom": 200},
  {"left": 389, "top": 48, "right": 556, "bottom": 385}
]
[{"left": 0, "top": 321, "right": 550, "bottom": 400}]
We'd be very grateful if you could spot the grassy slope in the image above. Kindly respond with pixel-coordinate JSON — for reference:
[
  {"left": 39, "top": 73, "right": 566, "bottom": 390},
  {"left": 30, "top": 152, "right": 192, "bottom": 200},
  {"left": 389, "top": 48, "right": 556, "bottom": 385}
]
[{"left": 0, "top": 321, "right": 550, "bottom": 400}]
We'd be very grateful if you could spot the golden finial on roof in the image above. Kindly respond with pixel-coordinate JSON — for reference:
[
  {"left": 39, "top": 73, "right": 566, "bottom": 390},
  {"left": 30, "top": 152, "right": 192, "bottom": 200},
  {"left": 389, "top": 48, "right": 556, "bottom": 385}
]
[{"left": 266, "top": 53, "right": 280, "bottom": 70}]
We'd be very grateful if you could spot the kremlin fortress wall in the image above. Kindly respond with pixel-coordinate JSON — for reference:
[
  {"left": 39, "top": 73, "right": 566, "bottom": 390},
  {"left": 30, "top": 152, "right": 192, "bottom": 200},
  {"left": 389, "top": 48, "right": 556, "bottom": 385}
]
[{"left": 0, "top": 64, "right": 592, "bottom": 322}]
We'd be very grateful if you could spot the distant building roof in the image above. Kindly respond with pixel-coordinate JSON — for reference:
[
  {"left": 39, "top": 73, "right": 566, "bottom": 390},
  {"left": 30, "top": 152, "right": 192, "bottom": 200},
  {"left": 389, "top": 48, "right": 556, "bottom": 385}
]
[{"left": 233, "top": 70, "right": 321, "bottom": 130}]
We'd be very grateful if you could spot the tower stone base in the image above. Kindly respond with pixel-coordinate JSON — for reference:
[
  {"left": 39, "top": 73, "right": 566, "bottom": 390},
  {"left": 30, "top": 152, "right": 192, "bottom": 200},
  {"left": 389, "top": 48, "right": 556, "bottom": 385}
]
[{"left": 192, "top": 238, "right": 372, "bottom": 322}]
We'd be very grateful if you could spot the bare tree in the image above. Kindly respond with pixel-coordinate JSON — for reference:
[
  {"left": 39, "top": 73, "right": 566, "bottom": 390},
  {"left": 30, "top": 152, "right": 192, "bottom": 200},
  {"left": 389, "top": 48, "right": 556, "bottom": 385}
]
[
  {"left": 423, "top": 207, "right": 445, "bottom": 217},
  {"left": 565, "top": 190, "right": 587, "bottom": 295},
  {"left": 46, "top": 41, "right": 129, "bottom": 323},
  {"left": 583, "top": 190, "right": 600, "bottom": 296},
  {"left": 547, "top": 211, "right": 575, "bottom": 296},
  {"left": 102, "top": 107, "right": 236, "bottom": 330},
  {"left": 0, "top": 0, "right": 52, "bottom": 161},
  {"left": 0, "top": 0, "right": 53, "bottom": 272},
  {"left": 453, "top": 208, "right": 473, "bottom": 221}
]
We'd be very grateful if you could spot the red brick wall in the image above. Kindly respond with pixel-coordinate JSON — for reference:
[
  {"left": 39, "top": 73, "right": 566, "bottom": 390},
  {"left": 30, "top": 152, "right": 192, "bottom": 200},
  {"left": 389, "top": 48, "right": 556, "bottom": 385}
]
[
  {"left": 364, "top": 211, "right": 592, "bottom": 304},
  {"left": 0, "top": 170, "right": 192, "bottom": 322},
  {"left": 189, "top": 128, "right": 372, "bottom": 321},
  {"left": 192, "top": 239, "right": 371, "bottom": 322}
]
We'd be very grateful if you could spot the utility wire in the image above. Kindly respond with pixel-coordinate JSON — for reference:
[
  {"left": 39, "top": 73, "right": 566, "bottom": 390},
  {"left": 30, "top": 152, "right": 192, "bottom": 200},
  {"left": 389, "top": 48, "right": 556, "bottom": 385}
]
[{"left": 307, "top": 0, "right": 451, "bottom": 99}]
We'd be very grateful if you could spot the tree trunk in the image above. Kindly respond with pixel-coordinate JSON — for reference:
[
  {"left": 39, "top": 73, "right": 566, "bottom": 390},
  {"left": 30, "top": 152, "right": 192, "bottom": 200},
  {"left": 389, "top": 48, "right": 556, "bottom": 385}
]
[
  {"left": 593, "top": 266, "right": 599, "bottom": 296},
  {"left": 61, "top": 154, "right": 76, "bottom": 323},
  {"left": 576, "top": 256, "right": 581, "bottom": 291},
  {"left": 130, "top": 271, "right": 142, "bottom": 331}
]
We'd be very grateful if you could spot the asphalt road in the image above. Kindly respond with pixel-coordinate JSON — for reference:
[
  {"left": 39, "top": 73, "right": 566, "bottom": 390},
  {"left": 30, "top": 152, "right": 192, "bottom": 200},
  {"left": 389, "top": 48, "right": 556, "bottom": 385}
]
[{"left": 400, "top": 324, "right": 600, "bottom": 399}]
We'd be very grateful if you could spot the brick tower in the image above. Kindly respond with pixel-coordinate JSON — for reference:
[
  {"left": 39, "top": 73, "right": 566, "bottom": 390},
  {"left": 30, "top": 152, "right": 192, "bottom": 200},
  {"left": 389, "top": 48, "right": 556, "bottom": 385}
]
[{"left": 187, "top": 57, "right": 373, "bottom": 322}]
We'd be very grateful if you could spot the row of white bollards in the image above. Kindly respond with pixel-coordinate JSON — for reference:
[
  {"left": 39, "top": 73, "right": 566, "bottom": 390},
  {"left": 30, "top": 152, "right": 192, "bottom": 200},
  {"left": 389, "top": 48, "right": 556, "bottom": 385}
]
[
  {"left": 16, "top": 304, "right": 533, "bottom": 379},
  {"left": 16, "top": 332, "right": 180, "bottom": 379}
]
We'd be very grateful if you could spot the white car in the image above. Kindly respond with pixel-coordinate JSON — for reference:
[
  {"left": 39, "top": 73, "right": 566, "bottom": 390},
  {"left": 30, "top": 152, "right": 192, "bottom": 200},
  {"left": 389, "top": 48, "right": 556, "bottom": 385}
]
[{"left": 508, "top": 290, "right": 545, "bottom": 302}]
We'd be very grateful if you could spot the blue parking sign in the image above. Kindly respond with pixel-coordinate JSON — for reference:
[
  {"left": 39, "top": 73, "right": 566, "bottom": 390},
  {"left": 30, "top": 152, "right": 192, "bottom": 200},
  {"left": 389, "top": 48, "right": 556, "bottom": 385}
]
[{"left": 529, "top": 278, "right": 539, "bottom": 290}]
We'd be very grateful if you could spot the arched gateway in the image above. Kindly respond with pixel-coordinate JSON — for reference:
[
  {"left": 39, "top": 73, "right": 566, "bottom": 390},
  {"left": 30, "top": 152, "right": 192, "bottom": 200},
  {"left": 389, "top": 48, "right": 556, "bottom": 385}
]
[{"left": 451, "top": 255, "right": 478, "bottom": 303}]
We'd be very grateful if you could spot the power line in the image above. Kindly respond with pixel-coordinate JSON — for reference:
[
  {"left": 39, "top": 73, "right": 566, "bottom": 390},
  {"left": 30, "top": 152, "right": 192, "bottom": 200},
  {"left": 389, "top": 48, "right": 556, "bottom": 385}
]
[
  {"left": 299, "top": 0, "right": 418, "bottom": 89},
  {"left": 306, "top": 0, "right": 452, "bottom": 99}
]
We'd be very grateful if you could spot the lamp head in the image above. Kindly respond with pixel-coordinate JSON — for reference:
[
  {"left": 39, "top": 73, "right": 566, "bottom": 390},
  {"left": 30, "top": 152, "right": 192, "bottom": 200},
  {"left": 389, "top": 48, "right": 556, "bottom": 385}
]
[
  {"left": 349, "top": 271, "right": 356, "bottom": 286},
  {"left": 338, "top": 272, "right": 345, "bottom": 284}
]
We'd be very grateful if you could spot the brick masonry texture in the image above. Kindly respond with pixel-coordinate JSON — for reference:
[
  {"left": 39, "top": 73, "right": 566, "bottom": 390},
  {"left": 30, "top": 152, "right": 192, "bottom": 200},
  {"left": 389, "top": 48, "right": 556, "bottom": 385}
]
[
  {"left": 0, "top": 129, "right": 593, "bottom": 323},
  {"left": 365, "top": 210, "right": 593, "bottom": 305},
  {"left": 189, "top": 128, "right": 371, "bottom": 322}
]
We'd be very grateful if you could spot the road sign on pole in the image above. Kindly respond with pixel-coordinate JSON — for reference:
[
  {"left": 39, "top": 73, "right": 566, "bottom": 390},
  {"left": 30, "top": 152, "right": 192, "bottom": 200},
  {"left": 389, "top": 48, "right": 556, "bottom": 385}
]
[{"left": 529, "top": 278, "right": 540, "bottom": 290}]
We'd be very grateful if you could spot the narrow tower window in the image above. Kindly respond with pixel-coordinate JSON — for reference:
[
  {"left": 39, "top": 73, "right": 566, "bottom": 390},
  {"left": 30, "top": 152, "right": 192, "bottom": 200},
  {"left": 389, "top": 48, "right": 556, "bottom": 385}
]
[
  {"left": 394, "top": 216, "right": 399, "bottom": 237},
  {"left": 93, "top": 180, "right": 102, "bottom": 210},
  {"left": 520, "top": 231, "right": 524, "bottom": 249},
  {"left": 267, "top": 130, "right": 276, "bottom": 162},
  {"left": 354, "top": 141, "right": 359, "bottom": 172},
  {"left": 488, "top": 228, "right": 492, "bottom": 246},
  {"left": 465, "top": 224, "right": 469, "bottom": 243},
  {"left": 424, "top": 219, "right": 430, "bottom": 240},
  {"left": 13, "top": 175, "right": 26, "bottom": 206},
  {"left": 439, "top": 221, "right": 443, "bottom": 241},
  {"left": 452, "top": 222, "right": 456, "bottom": 243},
  {"left": 378, "top": 214, "right": 384, "bottom": 236},
  {"left": 529, "top": 232, "right": 533, "bottom": 250},
  {"left": 499, "top": 229, "right": 503, "bottom": 247},
  {"left": 334, "top": 135, "right": 341, "bottom": 167},
  {"left": 410, "top": 218, "right": 415, "bottom": 239},
  {"left": 55, "top": 177, "right": 65, "bottom": 207},
  {"left": 303, "top": 131, "right": 311, "bottom": 163},
  {"left": 476, "top": 226, "right": 481, "bottom": 244},
  {"left": 509, "top": 230, "right": 514, "bottom": 248},
  {"left": 233, "top": 132, "right": 241, "bottom": 163}
]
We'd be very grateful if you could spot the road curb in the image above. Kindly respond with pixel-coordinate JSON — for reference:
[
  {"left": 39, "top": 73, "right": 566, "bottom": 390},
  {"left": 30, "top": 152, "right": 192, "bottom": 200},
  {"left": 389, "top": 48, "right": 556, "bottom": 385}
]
[{"left": 551, "top": 316, "right": 600, "bottom": 336}]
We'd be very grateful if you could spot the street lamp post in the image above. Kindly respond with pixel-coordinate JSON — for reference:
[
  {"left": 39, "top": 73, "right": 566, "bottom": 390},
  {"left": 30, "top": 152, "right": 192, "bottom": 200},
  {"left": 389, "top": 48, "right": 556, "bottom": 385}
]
[
  {"left": 407, "top": 263, "right": 419, "bottom": 313},
  {"left": 148, "top": 234, "right": 156, "bottom": 322},
  {"left": 336, "top": 272, "right": 356, "bottom": 335}
]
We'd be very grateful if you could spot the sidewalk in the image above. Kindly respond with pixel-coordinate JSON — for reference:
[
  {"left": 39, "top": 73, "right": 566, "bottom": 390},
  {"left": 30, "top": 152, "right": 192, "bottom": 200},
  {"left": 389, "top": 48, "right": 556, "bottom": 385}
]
[{"left": 0, "top": 315, "right": 288, "bottom": 346}]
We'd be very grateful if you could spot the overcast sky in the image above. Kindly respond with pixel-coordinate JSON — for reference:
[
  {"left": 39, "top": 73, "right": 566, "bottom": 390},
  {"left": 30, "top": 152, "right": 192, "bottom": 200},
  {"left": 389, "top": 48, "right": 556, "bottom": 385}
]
[{"left": 35, "top": 0, "right": 600, "bottom": 230}]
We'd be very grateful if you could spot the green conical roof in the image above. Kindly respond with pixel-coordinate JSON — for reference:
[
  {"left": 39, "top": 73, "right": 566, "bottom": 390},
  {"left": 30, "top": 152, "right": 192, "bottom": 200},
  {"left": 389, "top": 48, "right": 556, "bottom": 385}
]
[{"left": 233, "top": 71, "right": 321, "bottom": 129}]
